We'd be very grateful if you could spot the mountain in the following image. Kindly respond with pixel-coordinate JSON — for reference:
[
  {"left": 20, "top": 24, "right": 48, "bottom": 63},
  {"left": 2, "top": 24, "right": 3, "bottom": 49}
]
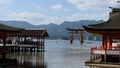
[
  {"left": 0, "top": 21, "right": 35, "bottom": 28},
  {"left": 0, "top": 20, "right": 104, "bottom": 39},
  {"left": 37, "top": 20, "right": 103, "bottom": 39}
]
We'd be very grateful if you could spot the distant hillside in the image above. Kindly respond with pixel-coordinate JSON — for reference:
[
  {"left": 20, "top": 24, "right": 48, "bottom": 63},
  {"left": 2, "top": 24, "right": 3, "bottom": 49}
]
[
  {"left": 0, "top": 21, "right": 35, "bottom": 28},
  {"left": 0, "top": 20, "right": 104, "bottom": 39}
]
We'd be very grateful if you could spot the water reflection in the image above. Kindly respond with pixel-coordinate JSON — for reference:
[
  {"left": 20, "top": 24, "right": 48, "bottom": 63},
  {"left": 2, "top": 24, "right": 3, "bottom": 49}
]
[{"left": 4, "top": 52, "right": 46, "bottom": 68}]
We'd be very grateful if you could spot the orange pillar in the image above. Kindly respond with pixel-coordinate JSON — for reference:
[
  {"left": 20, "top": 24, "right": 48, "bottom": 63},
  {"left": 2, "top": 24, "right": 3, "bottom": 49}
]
[
  {"left": 102, "top": 34, "right": 107, "bottom": 62},
  {"left": 104, "top": 35, "right": 107, "bottom": 50},
  {"left": 108, "top": 36, "right": 112, "bottom": 49},
  {"left": 102, "top": 34, "right": 107, "bottom": 49},
  {"left": 102, "top": 35, "right": 105, "bottom": 49},
  {"left": 70, "top": 34, "right": 73, "bottom": 44}
]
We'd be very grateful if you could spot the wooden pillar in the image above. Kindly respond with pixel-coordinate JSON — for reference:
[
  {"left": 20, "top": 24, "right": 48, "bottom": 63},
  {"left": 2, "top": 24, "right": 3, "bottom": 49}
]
[
  {"left": 38, "top": 37, "right": 40, "bottom": 45},
  {"left": 80, "top": 33, "right": 83, "bottom": 45},
  {"left": 41, "top": 37, "right": 43, "bottom": 46},
  {"left": 37, "top": 37, "right": 38, "bottom": 44},
  {"left": 104, "top": 34, "right": 107, "bottom": 62},
  {"left": 39, "top": 37, "right": 41, "bottom": 46},
  {"left": 104, "top": 35, "right": 107, "bottom": 49},
  {"left": 31, "top": 36, "right": 33, "bottom": 42},
  {"left": 90, "top": 47, "right": 92, "bottom": 61},
  {"left": 69, "top": 34, "right": 73, "bottom": 44},
  {"left": 43, "top": 37, "right": 45, "bottom": 52},
  {"left": 43, "top": 37, "right": 45, "bottom": 46},
  {"left": 108, "top": 36, "right": 112, "bottom": 49},
  {"left": 102, "top": 34, "right": 107, "bottom": 49},
  {"left": 31, "top": 36, "right": 34, "bottom": 45},
  {"left": 2, "top": 32, "right": 7, "bottom": 59},
  {"left": 21, "top": 37, "right": 23, "bottom": 44},
  {"left": 102, "top": 35, "right": 105, "bottom": 49},
  {"left": 24, "top": 36, "right": 27, "bottom": 44},
  {"left": 104, "top": 49, "right": 107, "bottom": 62},
  {"left": 18, "top": 36, "right": 20, "bottom": 44}
]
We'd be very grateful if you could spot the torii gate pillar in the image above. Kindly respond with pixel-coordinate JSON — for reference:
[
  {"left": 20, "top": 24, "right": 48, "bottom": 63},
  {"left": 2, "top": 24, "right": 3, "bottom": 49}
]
[{"left": 66, "top": 28, "right": 85, "bottom": 45}]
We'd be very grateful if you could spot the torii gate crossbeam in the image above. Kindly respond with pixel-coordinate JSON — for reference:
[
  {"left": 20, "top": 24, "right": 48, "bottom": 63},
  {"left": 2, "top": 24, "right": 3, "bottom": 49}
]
[{"left": 66, "top": 28, "right": 86, "bottom": 44}]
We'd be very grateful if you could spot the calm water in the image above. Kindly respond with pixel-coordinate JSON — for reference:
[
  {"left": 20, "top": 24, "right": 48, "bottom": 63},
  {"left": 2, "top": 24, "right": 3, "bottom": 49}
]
[
  {"left": 45, "top": 40, "right": 100, "bottom": 68},
  {"left": 2, "top": 40, "right": 119, "bottom": 68}
]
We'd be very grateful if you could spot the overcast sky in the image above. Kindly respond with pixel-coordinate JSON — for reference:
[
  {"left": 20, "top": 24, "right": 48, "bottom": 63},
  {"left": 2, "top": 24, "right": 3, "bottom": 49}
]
[{"left": 0, "top": 0, "right": 119, "bottom": 25}]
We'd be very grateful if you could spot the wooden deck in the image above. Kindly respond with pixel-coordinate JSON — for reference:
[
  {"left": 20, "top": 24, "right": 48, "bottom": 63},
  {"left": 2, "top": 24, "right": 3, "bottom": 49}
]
[
  {"left": 85, "top": 60, "right": 120, "bottom": 68},
  {"left": 0, "top": 44, "right": 44, "bottom": 53}
]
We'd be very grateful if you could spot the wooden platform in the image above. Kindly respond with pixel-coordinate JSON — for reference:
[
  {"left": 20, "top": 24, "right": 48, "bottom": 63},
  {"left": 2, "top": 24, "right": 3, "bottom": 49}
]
[
  {"left": 0, "top": 44, "right": 44, "bottom": 53},
  {"left": 85, "top": 60, "right": 120, "bottom": 68}
]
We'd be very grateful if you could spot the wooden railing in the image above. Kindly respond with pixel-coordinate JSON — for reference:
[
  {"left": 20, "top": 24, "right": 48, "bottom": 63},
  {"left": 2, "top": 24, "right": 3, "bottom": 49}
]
[
  {"left": 90, "top": 46, "right": 120, "bottom": 55},
  {"left": 90, "top": 46, "right": 120, "bottom": 61}
]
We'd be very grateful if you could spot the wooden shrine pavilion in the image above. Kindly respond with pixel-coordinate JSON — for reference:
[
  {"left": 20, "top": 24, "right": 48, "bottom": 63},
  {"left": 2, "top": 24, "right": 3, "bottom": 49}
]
[
  {"left": 7, "top": 29, "right": 48, "bottom": 46},
  {"left": 0, "top": 23, "right": 24, "bottom": 59},
  {"left": 83, "top": 8, "right": 120, "bottom": 63},
  {"left": 0, "top": 23, "right": 48, "bottom": 61},
  {"left": 66, "top": 28, "right": 85, "bottom": 44}
]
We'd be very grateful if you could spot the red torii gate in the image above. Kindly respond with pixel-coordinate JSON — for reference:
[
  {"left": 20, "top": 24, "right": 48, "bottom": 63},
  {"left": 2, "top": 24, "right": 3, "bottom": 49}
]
[{"left": 66, "top": 28, "right": 86, "bottom": 44}]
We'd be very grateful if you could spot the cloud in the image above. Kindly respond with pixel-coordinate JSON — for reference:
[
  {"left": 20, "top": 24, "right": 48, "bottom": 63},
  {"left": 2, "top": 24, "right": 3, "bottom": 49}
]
[
  {"left": 9, "top": 12, "right": 60, "bottom": 25},
  {"left": 66, "top": 12, "right": 109, "bottom": 21},
  {"left": 51, "top": 4, "right": 64, "bottom": 10},
  {"left": 50, "top": 4, "right": 69, "bottom": 12},
  {"left": 8, "top": 0, "right": 112, "bottom": 25},
  {"left": 0, "top": 0, "right": 12, "bottom": 3},
  {"left": 67, "top": 0, "right": 118, "bottom": 11},
  {"left": 36, "top": 5, "right": 42, "bottom": 10},
  {"left": 0, "top": 0, "right": 115, "bottom": 25},
  {"left": 109, "top": 0, "right": 120, "bottom": 7},
  {"left": 8, "top": 10, "right": 110, "bottom": 25}
]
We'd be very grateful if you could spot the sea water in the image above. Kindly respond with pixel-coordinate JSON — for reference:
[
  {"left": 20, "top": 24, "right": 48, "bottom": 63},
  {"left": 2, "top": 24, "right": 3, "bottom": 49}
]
[{"left": 3, "top": 40, "right": 118, "bottom": 68}]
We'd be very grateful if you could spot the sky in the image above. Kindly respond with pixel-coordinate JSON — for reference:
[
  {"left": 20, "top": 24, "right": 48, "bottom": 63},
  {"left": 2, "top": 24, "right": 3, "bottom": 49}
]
[{"left": 0, "top": 0, "right": 119, "bottom": 25}]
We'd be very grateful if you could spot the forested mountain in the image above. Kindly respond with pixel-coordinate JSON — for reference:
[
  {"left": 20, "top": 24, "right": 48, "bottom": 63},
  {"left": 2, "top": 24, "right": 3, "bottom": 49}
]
[{"left": 0, "top": 20, "right": 103, "bottom": 39}]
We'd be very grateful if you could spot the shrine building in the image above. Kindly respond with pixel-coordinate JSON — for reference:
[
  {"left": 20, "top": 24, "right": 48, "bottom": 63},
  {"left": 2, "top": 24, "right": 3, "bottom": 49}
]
[{"left": 83, "top": 8, "right": 120, "bottom": 63}]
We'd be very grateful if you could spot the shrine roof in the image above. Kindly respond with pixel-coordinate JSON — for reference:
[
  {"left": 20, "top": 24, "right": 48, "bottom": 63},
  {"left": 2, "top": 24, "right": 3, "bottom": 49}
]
[{"left": 83, "top": 11, "right": 120, "bottom": 31}]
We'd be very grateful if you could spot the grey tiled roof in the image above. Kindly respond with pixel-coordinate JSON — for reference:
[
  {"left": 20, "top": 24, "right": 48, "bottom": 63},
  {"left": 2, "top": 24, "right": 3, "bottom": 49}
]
[{"left": 83, "top": 12, "right": 120, "bottom": 30}]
